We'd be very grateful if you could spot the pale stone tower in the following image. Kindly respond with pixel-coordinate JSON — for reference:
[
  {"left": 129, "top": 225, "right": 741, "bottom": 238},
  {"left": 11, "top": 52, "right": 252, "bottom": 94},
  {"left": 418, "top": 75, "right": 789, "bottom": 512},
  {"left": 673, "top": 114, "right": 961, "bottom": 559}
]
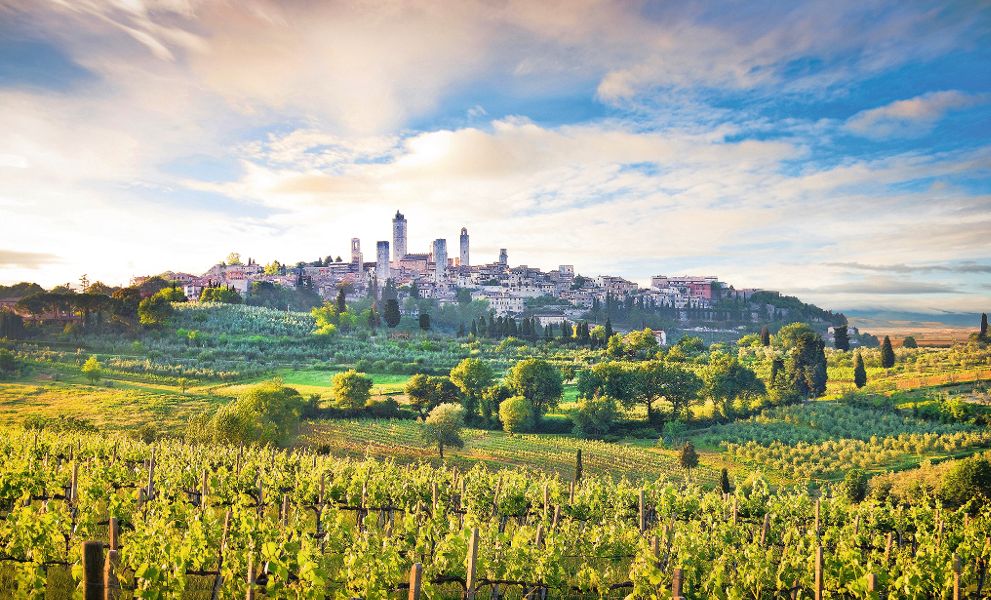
[
  {"left": 351, "top": 238, "right": 362, "bottom": 267},
  {"left": 433, "top": 239, "right": 447, "bottom": 283},
  {"left": 499, "top": 248, "right": 508, "bottom": 267},
  {"left": 459, "top": 227, "right": 469, "bottom": 267},
  {"left": 392, "top": 210, "right": 407, "bottom": 266},
  {"left": 376, "top": 241, "right": 390, "bottom": 281}
]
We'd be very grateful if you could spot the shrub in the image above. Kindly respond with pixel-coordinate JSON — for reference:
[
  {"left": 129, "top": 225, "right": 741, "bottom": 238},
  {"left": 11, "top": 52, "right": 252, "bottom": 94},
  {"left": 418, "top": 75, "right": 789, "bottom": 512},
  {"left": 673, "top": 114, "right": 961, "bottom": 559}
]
[
  {"left": 366, "top": 397, "right": 401, "bottom": 419},
  {"left": 499, "top": 396, "right": 533, "bottom": 434},
  {"left": 209, "top": 380, "right": 305, "bottom": 446},
  {"left": 331, "top": 370, "right": 373, "bottom": 410},
  {"left": 571, "top": 394, "right": 618, "bottom": 438},
  {"left": 941, "top": 456, "right": 991, "bottom": 507},
  {"left": 840, "top": 468, "right": 868, "bottom": 503},
  {"left": 421, "top": 403, "right": 465, "bottom": 459}
]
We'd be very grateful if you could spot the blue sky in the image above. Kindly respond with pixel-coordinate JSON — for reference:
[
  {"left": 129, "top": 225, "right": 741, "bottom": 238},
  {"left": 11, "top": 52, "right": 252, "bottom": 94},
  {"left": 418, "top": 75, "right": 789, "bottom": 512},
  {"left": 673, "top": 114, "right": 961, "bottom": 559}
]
[{"left": 0, "top": 0, "right": 989, "bottom": 314}]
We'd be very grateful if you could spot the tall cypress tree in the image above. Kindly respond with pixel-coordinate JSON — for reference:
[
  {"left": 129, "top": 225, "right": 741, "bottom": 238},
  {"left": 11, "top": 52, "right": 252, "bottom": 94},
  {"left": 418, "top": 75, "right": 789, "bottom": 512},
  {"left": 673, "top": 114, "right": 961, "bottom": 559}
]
[
  {"left": 833, "top": 325, "right": 850, "bottom": 351},
  {"left": 605, "top": 318, "right": 613, "bottom": 339},
  {"left": 336, "top": 288, "right": 346, "bottom": 313},
  {"left": 880, "top": 336, "right": 895, "bottom": 368},
  {"left": 981, "top": 313, "right": 989, "bottom": 340},
  {"left": 760, "top": 325, "right": 770, "bottom": 347},
  {"left": 383, "top": 299, "right": 401, "bottom": 328},
  {"left": 470, "top": 320, "right": 478, "bottom": 337},
  {"left": 853, "top": 351, "right": 867, "bottom": 388}
]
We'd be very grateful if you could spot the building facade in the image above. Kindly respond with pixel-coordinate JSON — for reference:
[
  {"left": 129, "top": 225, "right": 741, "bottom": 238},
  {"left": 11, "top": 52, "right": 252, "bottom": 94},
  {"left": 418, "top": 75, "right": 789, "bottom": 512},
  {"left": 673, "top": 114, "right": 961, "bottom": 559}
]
[
  {"left": 376, "top": 241, "right": 390, "bottom": 281},
  {"left": 432, "top": 239, "right": 447, "bottom": 283},
  {"left": 459, "top": 227, "right": 469, "bottom": 267}
]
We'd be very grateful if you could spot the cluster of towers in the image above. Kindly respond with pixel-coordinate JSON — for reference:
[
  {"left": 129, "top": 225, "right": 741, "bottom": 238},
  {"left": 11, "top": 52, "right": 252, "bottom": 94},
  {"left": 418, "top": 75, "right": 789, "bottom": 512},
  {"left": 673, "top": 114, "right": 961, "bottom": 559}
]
[{"left": 352, "top": 211, "right": 474, "bottom": 284}]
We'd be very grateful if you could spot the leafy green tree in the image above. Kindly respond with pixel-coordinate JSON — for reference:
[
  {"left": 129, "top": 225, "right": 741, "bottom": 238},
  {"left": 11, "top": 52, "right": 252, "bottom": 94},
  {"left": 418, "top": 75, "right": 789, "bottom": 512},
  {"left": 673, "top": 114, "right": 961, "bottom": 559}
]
[
  {"left": 606, "top": 334, "right": 624, "bottom": 357},
  {"left": 449, "top": 358, "right": 494, "bottom": 420},
  {"left": 941, "top": 456, "right": 991, "bottom": 507},
  {"left": 504, "top": 359, "right": 563, "bottom": 421},
  {"left": 420, "top": 403, "right": 465, "bottom": 459},
  {"left": 775, "top": 323, "right": 815, "bottom": 350},
  {"left": 499, "top": 396, "right": 533, "bottom": 434},
  {"left": 138, "top": 293, "right": 173, "bottom": 327},
  {"left": 383, "top": 299, "right": 401, "bottom": 328},
  {"left": 576, "top": 362, "right": 637, "bottom": 404},
  {"left": 833, "top": 325, "right": 850, "bottom": 351},
  {"left": 571, "top": 394, "right": 618, "bottom": 438},
  {"left": 331, "top": 370, "right": 373, "bottom": 410},
  {"left": 701, "top": 352, "right": 765, "bottom": 420},
  {"left": 881, "top": 336, "right": 896, "bottom": 368},
  {"left": 200, "top": 286, "right": 242, "bottom": 304},
  {"left": 81, "top": 355, "right": 102, "bottom": 384},
  {"left": 853, "top": 351, "right": 867, "bottom": 388},
  {"left": 679, "top": 441, "right": 699, "bottom": 470},
  {"left": 210, "top": 380, "right": 304, "bottom": 446},
  {"left": 903, "top": 336, "right": 918, "bottom": 349},
  {"left": 311, "top": 302, "right": 339, "bottom": 336},
  {"left": 632, "top": 361, "right": 702, "bottom": 423},
  {"left": 840, "top": 468, "right": 868, "bottom": 503},
  {"left": 624, "top": 328, "right": 659, "bottom": 358}
]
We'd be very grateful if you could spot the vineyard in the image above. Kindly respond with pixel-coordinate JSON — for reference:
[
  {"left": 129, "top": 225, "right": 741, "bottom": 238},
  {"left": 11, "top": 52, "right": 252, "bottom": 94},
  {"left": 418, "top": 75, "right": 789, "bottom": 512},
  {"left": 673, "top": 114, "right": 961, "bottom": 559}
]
[
  {"left": 302, "top": 420, "right": 716, "bottom": 484},
  {"left": 0, "top": 427, "right": 989, "bottom": 599}
]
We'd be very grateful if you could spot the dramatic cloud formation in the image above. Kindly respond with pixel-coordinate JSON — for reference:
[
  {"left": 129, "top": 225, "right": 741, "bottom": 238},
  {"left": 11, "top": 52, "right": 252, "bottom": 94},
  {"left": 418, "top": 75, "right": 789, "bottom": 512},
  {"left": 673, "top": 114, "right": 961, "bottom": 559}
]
[{"left": 0, "top": 0, "right": 989, "bottom": 312}]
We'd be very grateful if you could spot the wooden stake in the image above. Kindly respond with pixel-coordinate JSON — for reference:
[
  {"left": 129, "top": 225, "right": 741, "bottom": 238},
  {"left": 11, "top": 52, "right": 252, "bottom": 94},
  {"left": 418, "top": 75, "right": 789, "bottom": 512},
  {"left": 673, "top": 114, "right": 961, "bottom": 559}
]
[
  {"left": 953, "top": 553, "right": 961, "bottom": 600},
  {"left": 884, "top": 532, "right": 893, "bottom": 564},
  {"left": 867, "top": 573, "right": 877, "bottom": 594},
  {"left": 104, "top": 549, "right": 120, "bottom": 600},
  {"left": 408, "top": 562, "right": 423, "bottom": 600},
  {"left": 82, "top": 541, "right": 104, "bottom": 600},
  {"left": 466, "top": 527, "right": 479, "bottom": 600},
  {"left": 814, "top": 545, "right": 823, "bottom": 600},
  {"left": 70, "top": 462, "right": 79, "bottom": 504},
  {"left": 732, "top": 496, "right": 738, "bottom": 525},
  {"left": 672, "top": 567, "right": 684, "bottom": 600},
  {"left": 108, "top": 517, "right": 120, "bottom": 551},
  {"left": 146, "top": 452, "right": 155, "bottom": 501},
  {"left": 814, "top": 499, "right": 820, "bottom": 538},
  {"left": 201, "top": 468, "right": 209, "bottom": 507},
  {"left": 246, "top": 554, "right": 255, "bottom": 600},
  {"left": 760, "top": 513, "right": 771, "bottom": 546}
]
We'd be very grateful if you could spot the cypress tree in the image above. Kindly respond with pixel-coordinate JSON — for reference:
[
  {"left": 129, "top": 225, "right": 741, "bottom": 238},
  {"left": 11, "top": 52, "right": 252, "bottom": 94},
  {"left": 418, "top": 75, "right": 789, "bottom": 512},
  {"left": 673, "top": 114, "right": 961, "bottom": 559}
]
[
  {"left": 853, "top": 351, "right": 867, "bottom": 388},
  {"left": 982, "top": 313, "right": 989, "bottom": 340},
  {"left": 760, "top": 325, "right": 770, "bottom": 347},
  {"left": 470, "top": 320, "right": 478, "bottom": 337},
  {"left": 605, "top": 318, "right": 613, "bottom": 339},
  {"left": 880, "top": 336, "right": 895, "bottom": 368},
  {"left": 720, "top": 468, "right": 731, "bottom": 494},
  {"left": 336, "top": 288, "right": 346, "bottom": 313},
  {"left": 418, "top": 313, "right": 431, "bottom": 331},
  {"left": 457, "top": 322, "right": 465, "bottom": 337},
  {"left": 833, "top": 325, "right": 850, "bottom": 351},
  {"left": 383, "top": 298, "right": 401, "bottom": 328}
]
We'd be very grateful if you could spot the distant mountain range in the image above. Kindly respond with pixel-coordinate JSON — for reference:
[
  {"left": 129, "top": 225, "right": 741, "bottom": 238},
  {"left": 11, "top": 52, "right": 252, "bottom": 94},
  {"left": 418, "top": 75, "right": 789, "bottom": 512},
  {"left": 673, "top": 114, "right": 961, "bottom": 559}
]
[{"left": 845, "top": 309, "right": 981, "bottom": 329}]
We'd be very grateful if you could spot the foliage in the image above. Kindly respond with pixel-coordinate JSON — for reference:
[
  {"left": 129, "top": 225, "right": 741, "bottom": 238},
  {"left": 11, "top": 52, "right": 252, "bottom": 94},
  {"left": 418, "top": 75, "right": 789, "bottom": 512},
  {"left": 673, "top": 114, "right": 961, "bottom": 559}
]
[
  {"left": 941, "top": 456, "right": 991, "bottom": 507},
  {"left": 404, "top": 374, "right": 460, "bottom": 419},
  {"left": 138, "top": 292, "right": 173, "bottom": 327},
  {"left": 571, "top": 394, "right": 618, "bottom": 438},
  {"left": 503, "top": 358, "right": 563, "bottom": 420},
  {"left": 0, "top": 349, "right": 16, "bottom": 377},
  {"left": 840, "top": 468, "right": 868, "bottom": 502},
  {"left": 331, "top": 370, "right": 373, "bottom": 410},
  {"left": 499, "top": 396, "right": 533, "bottom": 434},
  {"left": 81, "top": 355, "right": 102, "bottom": 383},
  {"left": 383, "top": 299, "right": 401, "bottom": 328},
  {"left": 903, "top": 335, "right": 919, "bottom": 349},
  {"left": 853, "top": 351, "right": 867, "bottom": 388},
  {"left": 199, "top": 286, "right": 242, "bottom": 304},
  {"left": 881, "top": 336, "right": 896, "bottom": 368},
  {"left": 449, "top": 358, "right": 494, "bottom": 421},
  {"left": 420, "top": 403, "right": 466, "bottom": 458},
  {"left": 679, "top": 441, "right": 699, "bottom": 470},
  {"left": 209, "top": 380, "right": 305, "bottom": 446},
  {"left": 701, "top": 352, "right": 765, "bottom": 419}
]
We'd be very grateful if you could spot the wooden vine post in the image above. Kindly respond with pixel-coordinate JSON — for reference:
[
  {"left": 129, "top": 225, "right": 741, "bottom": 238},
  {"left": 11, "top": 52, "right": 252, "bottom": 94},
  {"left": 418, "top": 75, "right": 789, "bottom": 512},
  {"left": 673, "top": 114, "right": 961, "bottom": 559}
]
[
  {"left": 760, "top": 513, "right": 771, "bottom": 546},
  {"left": 638, "top": 489, "right": 646, "bottom": 533},
  {"left": 82, "top": 541, "right": 104, "bottom": 600},
  {"left": 245, "top": 554, "right": 255, "bottom": 600},
  {"left": 867, "top": 573, "right": 877, "bottom": 595},
  {"left": 814, "top": 545, "right": 823, "bottom": 600},
  {"left": 671, "top": 567, "right": 684, "bottom": 600},
  {"left": 953, "top": 553, "right": 961, "bottom": 600},
  {"left": 408, "top": 562, "right": 423, "bottom": 600},
  {"left": 465, "top": 527, "right": 479, "bottom": 600}
]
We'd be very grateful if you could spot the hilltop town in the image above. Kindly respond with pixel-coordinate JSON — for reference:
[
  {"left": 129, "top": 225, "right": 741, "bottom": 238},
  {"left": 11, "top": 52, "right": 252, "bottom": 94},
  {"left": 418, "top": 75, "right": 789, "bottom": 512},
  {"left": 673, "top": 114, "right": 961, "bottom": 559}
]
[{"left": 135, "top": 210, "right": 846, "bottom": 338}]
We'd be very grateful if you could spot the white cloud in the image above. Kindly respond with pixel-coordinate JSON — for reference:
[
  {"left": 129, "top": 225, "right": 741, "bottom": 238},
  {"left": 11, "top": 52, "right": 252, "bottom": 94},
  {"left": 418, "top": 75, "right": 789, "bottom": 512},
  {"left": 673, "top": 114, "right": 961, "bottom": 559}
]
[{"left": 845, "top": 91, "right": 986, "bottom": 138}]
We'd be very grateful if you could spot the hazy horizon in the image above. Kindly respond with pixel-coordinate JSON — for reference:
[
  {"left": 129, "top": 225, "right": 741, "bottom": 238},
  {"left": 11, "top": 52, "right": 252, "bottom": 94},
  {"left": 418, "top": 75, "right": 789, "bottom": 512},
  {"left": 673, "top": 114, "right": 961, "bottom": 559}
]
[{"left": 1, "top": 1, "right": 989, "bottom": 314}]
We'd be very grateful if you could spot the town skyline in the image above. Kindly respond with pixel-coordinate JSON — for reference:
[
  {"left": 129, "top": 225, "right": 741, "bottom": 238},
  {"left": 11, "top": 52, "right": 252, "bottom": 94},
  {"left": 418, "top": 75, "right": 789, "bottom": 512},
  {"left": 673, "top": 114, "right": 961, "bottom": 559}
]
[{"left": 1, "top": 2, "right": 989, "bottom": 313}]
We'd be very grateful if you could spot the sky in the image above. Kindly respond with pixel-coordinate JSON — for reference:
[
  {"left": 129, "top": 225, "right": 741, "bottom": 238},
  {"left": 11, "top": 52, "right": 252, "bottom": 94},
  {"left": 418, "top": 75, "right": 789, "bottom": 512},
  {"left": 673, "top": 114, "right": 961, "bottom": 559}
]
[{"left": 0, "top": 0, "right": 989, "bottom": 314}]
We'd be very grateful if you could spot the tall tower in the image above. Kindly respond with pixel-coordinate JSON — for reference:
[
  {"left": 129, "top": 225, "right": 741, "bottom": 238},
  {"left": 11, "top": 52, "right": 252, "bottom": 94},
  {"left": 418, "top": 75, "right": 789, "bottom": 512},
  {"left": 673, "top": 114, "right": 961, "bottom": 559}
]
[
  {"left": 498, "top": 248, "right": 508, "bottom": 267},
  {"left": 351, "top": 238, "right": 363, "bottom": 267},
  {"left": 433, "top": 239, "right": 447, "bottom": 283},
  {"left": 376, "top": 241, "right": 390, "bottom": 282},
  {"left": 392, "top": 210, "right": 407, "bottom": 266},
  {"left": 459, "top": 227, "right": 469, "bottom": 267}
]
